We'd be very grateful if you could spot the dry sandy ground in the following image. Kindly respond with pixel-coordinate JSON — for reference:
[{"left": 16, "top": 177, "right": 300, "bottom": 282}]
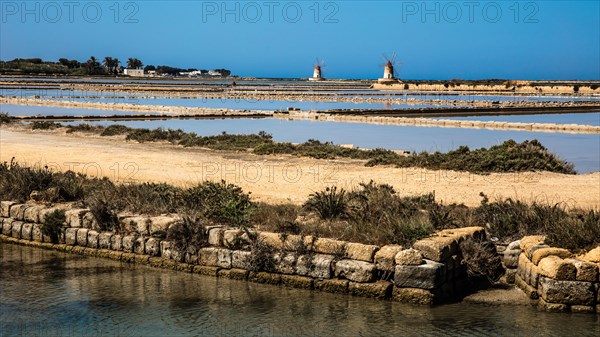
[{"left": 1, "top": 127, "right": 599, "bottom": 209}]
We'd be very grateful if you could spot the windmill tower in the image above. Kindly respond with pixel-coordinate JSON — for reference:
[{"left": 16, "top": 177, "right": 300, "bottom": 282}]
[
  {"left": 309, "top": 58, "right": 326, "bottom": 81},
  {"left": 378, "top": 52, "right": 401, "bottom": 84}
]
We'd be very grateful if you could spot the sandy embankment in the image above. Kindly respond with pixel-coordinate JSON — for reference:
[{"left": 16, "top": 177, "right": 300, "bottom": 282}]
[
  {"left": 1, "top": 127, "right": 598, "bottom": 209},
  {"left": 3, "top": 97, "right": 600, "bottom": 135}
]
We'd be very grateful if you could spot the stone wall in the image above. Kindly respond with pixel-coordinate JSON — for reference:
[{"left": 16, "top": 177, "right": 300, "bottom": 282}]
[
  {"left": 506, "top": 235, "right": 600, "bottom": 313},
  {"left": 1, "top": 200, "right": 483, "bottom": 305}
]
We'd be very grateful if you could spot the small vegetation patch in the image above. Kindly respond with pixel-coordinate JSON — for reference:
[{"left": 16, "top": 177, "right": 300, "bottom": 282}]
[
  {"left": 166, "top": 214, "right": 209, "bottom": 256},
  {"left": 31, "top": 121, "right": 61, "bottom": 130},
  {"left": 66, "top": 124, "right": 104, "bottom": 134},
  {"left": 41, "top": 209, "right": 66, "bottom": 244},
  {"left": 0, "top": 112, "right": 13, "bottom": 125}
]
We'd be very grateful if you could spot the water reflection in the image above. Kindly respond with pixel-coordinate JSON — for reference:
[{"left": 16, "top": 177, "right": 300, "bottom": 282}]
[{"left": 1, "top": 244, "right": 598, "bottom": 336}]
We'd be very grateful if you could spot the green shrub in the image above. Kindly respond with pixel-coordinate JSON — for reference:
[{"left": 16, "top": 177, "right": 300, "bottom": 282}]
[
  {"left": 84, "top": 189, "right": 121, "bottom": 232},
  {"left": 31, "top": 121, "right": 61, "bottom": 130},
  {"left": 66, "top": 124, "right": 103, "bottom": 133},
  {"left": 0, "top": 112, "right": 13, "bottom": 125},
  {"left": 41, "top": 209, "right": 66, "bottom": 243},
  {"left": 0, "top": 161, "right": 54, "bottom": 202},
  {"left": 100, "top": 124, "right": 132, "bottom": 136},
  {"left": 393, "top": 140, "right": 575, "bottom": 174},
  {"left": 248, "top": 236, "right": 276, "bottom": 272},
  {"left": 304, "top": 186, "right": 348, "bottom": 220},
  {"left": 181, "top": 180, "right": 255, "bottom": 226},
  {"left": 166, "top": 214, "right": 209, "bottom": 257},
  {"left": 545, "top": 210, "right": 600, "bottom": 252},
  {"left": 251, "top": 202, "right": 301, "bottom": 234}
]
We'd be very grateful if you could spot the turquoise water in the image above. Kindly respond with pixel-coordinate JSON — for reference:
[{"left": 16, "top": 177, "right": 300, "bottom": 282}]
[{"left": 1, "top": 244, "right": 598, "bottom": 337}]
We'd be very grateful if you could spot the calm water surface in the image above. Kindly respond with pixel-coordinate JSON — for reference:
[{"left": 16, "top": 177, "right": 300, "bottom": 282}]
[{"left": 1, "top": 244, "right": 598, "bottom": 337}]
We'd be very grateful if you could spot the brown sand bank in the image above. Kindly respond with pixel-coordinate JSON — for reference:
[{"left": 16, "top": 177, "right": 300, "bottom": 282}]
[{"left": 1, "top": 127, "right": 598, "bottom": 209}]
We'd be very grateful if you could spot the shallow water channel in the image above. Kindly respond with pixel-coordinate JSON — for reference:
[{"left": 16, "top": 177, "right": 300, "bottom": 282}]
[{"left": 1, "top": 244, "right": 598, "bottom": 336}]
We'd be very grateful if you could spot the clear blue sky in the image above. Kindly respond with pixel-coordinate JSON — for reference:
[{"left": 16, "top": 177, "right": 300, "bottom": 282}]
[{"left": 1, "top": 1, "right": 599, "bottom": 79}]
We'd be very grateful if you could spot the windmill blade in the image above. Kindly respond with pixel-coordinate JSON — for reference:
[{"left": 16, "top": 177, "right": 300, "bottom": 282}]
[{"left": 390, "top": 52, "right": 397, "bottom": 63}]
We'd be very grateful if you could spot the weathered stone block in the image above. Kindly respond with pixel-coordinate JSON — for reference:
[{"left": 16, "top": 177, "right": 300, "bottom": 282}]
[
  {"left": 258, "top": 232, "right": 285, "bottom": 250},
  {"left": 21, "top": 223, "right": 33, "bottom": 240},
  {"left": 503, "top": 249, "right": 521, "bottom": 268},
  {"left": 537, "top": 298, "right": 568, "bottom": 313},
  {"left": 207, "top": 226, "right": 224, "bottom": 246},
  {"left": 111, "top": 234, "right": 123, "bottom": 251},
  {"left": 199, "top": 247, "right": 232, "bottom": 268},
  {"left": 395, "top": 260, "right": 446, "bottom": 290},
  {"left": 98, "top": 232, "right": 112, "bottom": 249},
  {"left": 280, "top": 275, "right": 313, "bottom": 289},
  {"left": 392, "top": 287, "right": 435, "bottom": 305},
  {"left": 1, "top": 201, "right": 16, "bottom": 218},
  {"left": 345, "top": 243, "right": 379, "bottom": 262},
  {"left": 565, "top": 259, "right": 599, "bottom": 282},
  {"left": 539, "top": 277, "right": 595, "bottom": 306},
  {"left": 283, "top": 235, "right": 304, "bottom": 251},
  {"left": 23, "top": 206, "right": 41, "bottom": 223},
  {"left": 192, "top": 265, "right": 220, "bottom": 276},
  {"left": 1, "top": 218, "right": 12, "bottom": 235},
  {"left": 349, "top": 281, "right": 392, "bottom": 299},
  {"left": 538, "top": 256, "right": 576, "bottom": 281},
  {"left": 413, "top": 237, "right": 456, "bottom": 262},
  {"left": 65, "top": 228, "right": 78, "bottom": 245},
  {"left": 375, "top": 245, "right": 403, "bottom": 272},
  {"left": 149, "top": 216, "right": 178, "bottom": 235},
  {"left": 11, "top": 221, "right": 23, "bottom": 239},
  {"left": 65, "top": 209, "right": 88, "bottom": 228},
  {"left": 133, "top": 237, "right": 146, "bottom": 255},
  {"left": 121, "top": 216, "right": 151, "bottom": 235},
  {"left": 231, "top": 250, "right": 252, "bottom": 269},
  {"left": 296, "top": 254, "right": 334, "bottom": 279},
  {"left": 314, "top": 279, "right": 348, "bottom": 294},
  {"left": 31, "top": 224, "right": 43, "bottom": 242},
  {"left": 273, "top": 252, "right": 296, "bottom": 274},
  {"left": 145, "top": 238, "right": 161, "bottom": 256},
  {"left": 9, "top": 204, "right": 28, "bottom": 221},
  {"left": 570, "top": 305, "right": 595, "bottom": 313},
  {"left": 87, "top": 230, "right": 99, "bottom": 248},
  {"left": 76, "top": 228, "right": 89, "bottom": 246},
  {"left": 519, "top": 235, "right": 546, "bottom": 258},
  {"left": 395, "top": 248, "right": 424, "bottom": 266},
  {"left": 313, "top": 238, "right": 346, "bottom": 255},
  {"left": 335, "top": 259, "right": 375, "bottom": 283},
  {"left": 507, "top": 240, "right": 521, "bottom": 251},
  {"left": 81, "top": 212, "right": 98, "bottom": 230},
  {"left": 161, "top": 241, "right": 181, "bottom": 261},
  {"left": 122, "top": 235, "right": 137, "bottom": 252},
  {"left": 218, "top": 268, "right": 249, "bottom": 281},
  {"left": 531, "top": 247, "right": 572, "bottom": 265},
  {"left": 249, "top": 271, "right": 281, "bottom": 285},
  {"left": 579, "top": 246, "right": 600, "bottom": 263},
  {"left": 223, "top": 229, "right": 250, "bottom": 249}
]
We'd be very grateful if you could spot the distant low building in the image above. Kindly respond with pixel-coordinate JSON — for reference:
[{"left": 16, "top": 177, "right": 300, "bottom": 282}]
[{"left": 124, "top": 69, "right": 144, "bottom": 77}]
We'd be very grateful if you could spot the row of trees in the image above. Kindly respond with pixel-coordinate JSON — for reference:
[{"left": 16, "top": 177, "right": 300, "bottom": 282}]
[
  {"left": 57, "top": 56, "right": 144, "bottom": 75},
  {"left": 2, "top": 57, "right": 230, "bottom": 77}
]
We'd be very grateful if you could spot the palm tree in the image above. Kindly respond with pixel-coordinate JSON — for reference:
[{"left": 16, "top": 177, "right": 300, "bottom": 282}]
[
  {"left": 127, "top": 58, "right": 143, "bottom": 69},
  {"left": 85, "top": 56, "right": 101, "bottom": 74},
  {"left": 103, "top": 57, "right": 114, "bottom": 73}
]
